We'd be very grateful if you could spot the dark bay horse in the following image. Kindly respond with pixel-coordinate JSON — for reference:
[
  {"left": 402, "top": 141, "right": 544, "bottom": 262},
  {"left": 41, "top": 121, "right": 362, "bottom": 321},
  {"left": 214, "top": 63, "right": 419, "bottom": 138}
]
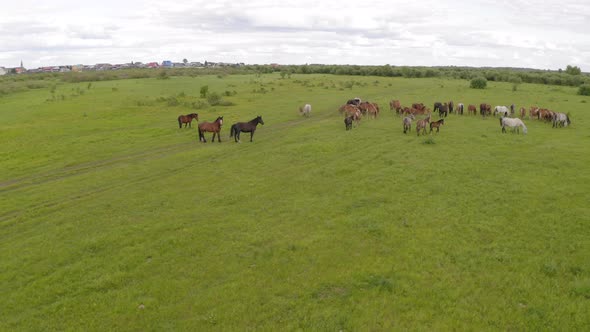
[
  {"left": 178, "top": 113, "right": 199, "bottom": 128},
  {"left": 430, "top": 118, "right": 445, "bottom": 133},
  {"left": 198, "top": 116, "right": 223, "bottom": 143},
  {"left": 230, "top": 116, "right": 264, "bottom": 142}
]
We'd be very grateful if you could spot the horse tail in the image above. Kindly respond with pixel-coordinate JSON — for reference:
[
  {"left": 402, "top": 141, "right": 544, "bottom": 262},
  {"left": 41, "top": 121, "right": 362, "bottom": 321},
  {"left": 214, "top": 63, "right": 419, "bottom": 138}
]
[
  {"left": 230, "top": 124, "right": 235, "bottom": 137},
  {"left": 178, "top": 116, "right": 182, "bottom": 128}
]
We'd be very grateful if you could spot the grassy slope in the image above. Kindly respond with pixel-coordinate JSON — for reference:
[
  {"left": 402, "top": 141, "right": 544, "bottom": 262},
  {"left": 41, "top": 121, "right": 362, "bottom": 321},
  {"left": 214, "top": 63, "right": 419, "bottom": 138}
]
[{"left": 1, "top": 74, "right": 589, "bottom": 330}]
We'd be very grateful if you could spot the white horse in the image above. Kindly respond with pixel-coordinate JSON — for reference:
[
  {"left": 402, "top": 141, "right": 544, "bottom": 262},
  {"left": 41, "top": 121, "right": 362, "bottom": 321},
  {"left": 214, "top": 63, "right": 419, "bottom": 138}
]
[
  {"left": 500, "top": 116, "right": 527, "bottom": 134},
  {"left": 457, "top": 103, "right": 464, "bottom": 115},
  {"left": 402, "top": 114, "right": 415, "bottom": 134},
  {"left": 299, "top": 104, "right": 311, "bottom": 117},
  {"left": 494, "top": 106, "right": 510, "bottom": 117},
  {"left": 552, "top": 112, "right": 570, "bottom": 128}
]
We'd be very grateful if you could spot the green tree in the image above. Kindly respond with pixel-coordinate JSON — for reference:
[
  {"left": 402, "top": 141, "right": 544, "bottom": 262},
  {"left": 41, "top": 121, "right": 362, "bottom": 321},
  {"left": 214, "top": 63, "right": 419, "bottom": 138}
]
[
  {"left": 470, "top": 77, "right": 487, "bottom": 89},
  {"left": 565, "top": 65, "right": 581, "bottom": 75},
  {"left": 578, "top": 84, "right": 590, "bottom": 96},
  {"left": 207, "top": 92, "right": 222, "bottom": 105},
  {"left": 200, "top": 85, "right": 209, "bottom": 98}
]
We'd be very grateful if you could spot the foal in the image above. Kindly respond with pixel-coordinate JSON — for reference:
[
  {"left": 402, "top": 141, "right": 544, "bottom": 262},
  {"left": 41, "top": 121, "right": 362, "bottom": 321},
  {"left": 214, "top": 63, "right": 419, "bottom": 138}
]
[
  {"left": 416, "top": 115, "right": 431, "bottom": 136},
  {"left": 429, "top": 118, "right": 445, "bottom": 133}
]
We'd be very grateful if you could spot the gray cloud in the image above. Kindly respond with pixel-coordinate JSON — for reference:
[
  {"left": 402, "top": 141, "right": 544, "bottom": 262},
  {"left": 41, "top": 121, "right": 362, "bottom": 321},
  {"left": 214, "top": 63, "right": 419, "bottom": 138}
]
[{"left": 0, "top": 0, "right": 588, "bottom": 71}]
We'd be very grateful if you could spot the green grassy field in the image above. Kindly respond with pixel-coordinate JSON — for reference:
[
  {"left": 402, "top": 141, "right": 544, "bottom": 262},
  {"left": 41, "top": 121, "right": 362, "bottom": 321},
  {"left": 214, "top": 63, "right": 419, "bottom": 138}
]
[{"left": 1, "top": 73, "right": 589, "bottom": 330}]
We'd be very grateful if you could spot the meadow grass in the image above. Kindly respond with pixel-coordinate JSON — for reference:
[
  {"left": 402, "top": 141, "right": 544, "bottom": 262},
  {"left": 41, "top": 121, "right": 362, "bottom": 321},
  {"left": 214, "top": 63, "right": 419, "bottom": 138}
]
[{"left": 1, "top": 73, "right": 589, "bottom": 330}]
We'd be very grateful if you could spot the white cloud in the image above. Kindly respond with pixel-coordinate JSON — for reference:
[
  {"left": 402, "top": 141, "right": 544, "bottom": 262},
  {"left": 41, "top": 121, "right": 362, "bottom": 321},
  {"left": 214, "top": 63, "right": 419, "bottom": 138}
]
[{"left": 0, "top": 0, "right": 588, "bottom": 71}]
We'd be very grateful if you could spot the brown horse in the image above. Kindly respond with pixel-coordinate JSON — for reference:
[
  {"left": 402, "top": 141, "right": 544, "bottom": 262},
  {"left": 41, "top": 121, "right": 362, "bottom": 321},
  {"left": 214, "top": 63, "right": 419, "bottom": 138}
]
[
  {"left": 519, "top": 107, "right": 526, "bottom": 119},
  {"left": 430, "top": 118, "right": 444, "bottom": 133},
  {"left": 480, "top": 103, "right": 491, "bottom": 117},
  {"left": 178, "top": 113, "right": 199, "bottom": 128},
  {"left": 390, "top": 100, "right": 401, "bottom": 114},
  {"left": 359, "top": 102, "right": 379, "bottom": 119},
  {"left": 198, "top": 116, "right": 223, "bottom": 143},
  {"left": 412, "top": 103, "right": 426, "bottom": 111},
  {"left": 468, "top": 104, "right": 477, "bottom": 115},
  {"left": 416, "top": 114, "right": 431, "bottom": 136}
]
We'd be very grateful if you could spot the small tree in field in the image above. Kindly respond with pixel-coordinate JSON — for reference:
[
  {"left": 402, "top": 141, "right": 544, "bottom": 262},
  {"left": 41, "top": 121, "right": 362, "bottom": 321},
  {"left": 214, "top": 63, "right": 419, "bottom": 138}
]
[
  {"left": 200, "top": 85, "right": 209, "bottom": 98},
  {"left": 470, "top": 77, "right": 487, "bottom": 89}
]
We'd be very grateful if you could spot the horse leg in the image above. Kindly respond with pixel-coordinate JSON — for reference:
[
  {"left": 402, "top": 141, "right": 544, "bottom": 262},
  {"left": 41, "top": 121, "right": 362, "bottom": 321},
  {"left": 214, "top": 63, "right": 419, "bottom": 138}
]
[
  {"left": 217, "top": 131, "right": 221, "bottom": 142},
  {"left": 250, "top": 131, "right": 254, "bottom": 142}
]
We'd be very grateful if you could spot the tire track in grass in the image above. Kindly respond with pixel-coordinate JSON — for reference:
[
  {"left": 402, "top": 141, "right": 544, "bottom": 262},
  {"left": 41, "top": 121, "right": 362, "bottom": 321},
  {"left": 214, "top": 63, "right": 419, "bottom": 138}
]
[
  {"left": 0, "top": 110, "right": 339, "bottom": 193},
  {"left": 0, "top": 109, "right": 340, "bottom": 222}
]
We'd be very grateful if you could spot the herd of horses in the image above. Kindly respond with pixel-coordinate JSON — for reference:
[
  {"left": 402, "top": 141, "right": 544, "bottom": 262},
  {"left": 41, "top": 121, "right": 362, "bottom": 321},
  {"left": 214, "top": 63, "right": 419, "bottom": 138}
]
[
  {"left": 175, "top": 97, "right": 572, "bottom": 143},
  {"left": 340, "top": 97, "right": 571, "bottom": 136}
]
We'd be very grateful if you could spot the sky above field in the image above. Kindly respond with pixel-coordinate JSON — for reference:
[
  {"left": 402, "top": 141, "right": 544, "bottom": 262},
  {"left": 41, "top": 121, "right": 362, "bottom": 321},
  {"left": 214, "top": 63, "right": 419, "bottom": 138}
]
[{"left": 1, "top": 0, "right": 589, "bottom": 71}]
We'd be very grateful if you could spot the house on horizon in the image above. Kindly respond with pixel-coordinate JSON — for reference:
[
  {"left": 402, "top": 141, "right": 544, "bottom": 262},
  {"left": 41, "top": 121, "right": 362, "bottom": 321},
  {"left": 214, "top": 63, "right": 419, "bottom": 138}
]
[
  {"left": 161, "top": 60, "right": 173, "bottom": 67},
  {"left": 0, "top": 67, "right": 6, "bottom": 75}
]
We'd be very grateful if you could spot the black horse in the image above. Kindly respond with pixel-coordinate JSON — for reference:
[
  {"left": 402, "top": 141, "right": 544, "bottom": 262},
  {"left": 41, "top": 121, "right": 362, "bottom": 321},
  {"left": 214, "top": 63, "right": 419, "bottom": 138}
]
[
  {"left": 344, "top": 116, "right": 353, "bottom": 130},
  {"left": 434, "top": 102, "right": 443, "bottom": 113},
  {"left": 230, "top": 116, "right": 264, "bottom": 142}
]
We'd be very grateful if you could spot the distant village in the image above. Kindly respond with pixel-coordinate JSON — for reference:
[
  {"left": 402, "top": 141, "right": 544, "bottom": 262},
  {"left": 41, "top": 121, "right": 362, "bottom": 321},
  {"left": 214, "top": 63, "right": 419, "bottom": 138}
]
[{"left": 0, "top": 60, "right": 248, "bottom": 75}]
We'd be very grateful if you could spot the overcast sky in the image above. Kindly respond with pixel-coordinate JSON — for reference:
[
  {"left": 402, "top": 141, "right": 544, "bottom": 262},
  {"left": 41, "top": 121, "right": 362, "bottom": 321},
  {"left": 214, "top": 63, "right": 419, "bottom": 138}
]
[{"left": 1, "top": 0, "right": 589, "bottom": 71}]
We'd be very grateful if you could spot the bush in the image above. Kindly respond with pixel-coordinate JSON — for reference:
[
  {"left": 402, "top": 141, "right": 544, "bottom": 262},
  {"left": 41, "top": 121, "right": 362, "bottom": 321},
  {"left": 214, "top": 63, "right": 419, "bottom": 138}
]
[
  {"left": 200, "top": 85, "right": 209, "bottom": 98},
  {"left": 578, "top": 84, "right": 590, "bottom": 96},
  {"left": 470, "top": 77, "right": 487, "bottom": 89},
  {"left": 207, "top": 92, "right": 222, "bottom": 106}
]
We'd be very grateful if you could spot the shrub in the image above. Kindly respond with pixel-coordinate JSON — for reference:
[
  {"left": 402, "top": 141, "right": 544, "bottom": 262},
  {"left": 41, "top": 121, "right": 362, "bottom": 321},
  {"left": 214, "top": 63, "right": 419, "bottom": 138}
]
[
  {"left": 191, "top": 100, "right": 208, "bottom": 109},
  {"left": 200, "top": 85, "right": 209, "bottom": 98},
  {"left": 207, "top": 92, "right": 222, "bottom": 106},
  {"left": 578, "top": 84, "right": 590, "bottom": 96},
  {"left": 470, "top": 77, "right": 487, "bottom": 89},
  {"left": 157, "top": 70, "right": 169, "bottom": 80}
]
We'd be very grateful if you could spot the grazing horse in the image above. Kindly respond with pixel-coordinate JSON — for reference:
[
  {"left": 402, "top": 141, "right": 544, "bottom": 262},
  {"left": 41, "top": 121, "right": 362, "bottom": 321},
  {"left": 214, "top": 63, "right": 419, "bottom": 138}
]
[
  {"left": 480, "top": 103, "right": 491, "bottom": 117},
  {"left": 230, "top": 115, "right": 264, "bottom": 142},
  {"left": 412, "top": 103, "right": 426, "bottom": 111},
  {"left": 430, "top": 119, "right": 445, "bottom": 133},
  {"left": 529, "top": 107, "right": 540, "bottom": 119},
  {"left": 552, "top": 112, "right": 571, "bottom": 128},
  {"left": 500, "top": 116, "right": 527, "bottom": 134},
  {"left": 344, "top": 116, "right": 353, "bottom": 130},
  {"left": 510, "top": 104, "right": 515, "bottom": 115},
  {"left": 539, "top": 109, "right": 554, "bottom": 122},
  {"left": 519, "top": 107, "right": 526, "bottom": 119},
  {"left": 178, "top": 113, "right": 199, "bottom": 128},
  {"left": 198, "top": 116, "right": 223, "bottom": 143},
  {"left": 360, "top": 102, "right": 378, "bottom": 119},
  {"left": 456, "top": 103, "right": 464, "bottom": 115},
  {"left": 494, "top": 106, "right": 510, "bottom": 117},
  {"left": 468, "top": 104, "right": 477, "bottom": 115},
  {"left": 438, "top": 103, "right": 449, "bottom": 118},
  {"left": 342, "top": 104, "right": 360, "bottom": 117},
  {"left": 448, "top": 101, "right": 454, "bottom": 114},
  {"left": 402, "top": 114, "right": 415, "bottom": 134},
  {"left": 416, "top": 114, "right": 431, "bottom": 136},
  {"left": 299, "top": 104, "right": 311, "bottom": 117},
  {"left": 434, "top": 102, "right": 443, "bottom": 113},
  {"left": 390, "top": 99, "right": 402, "bottom": 114}
]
